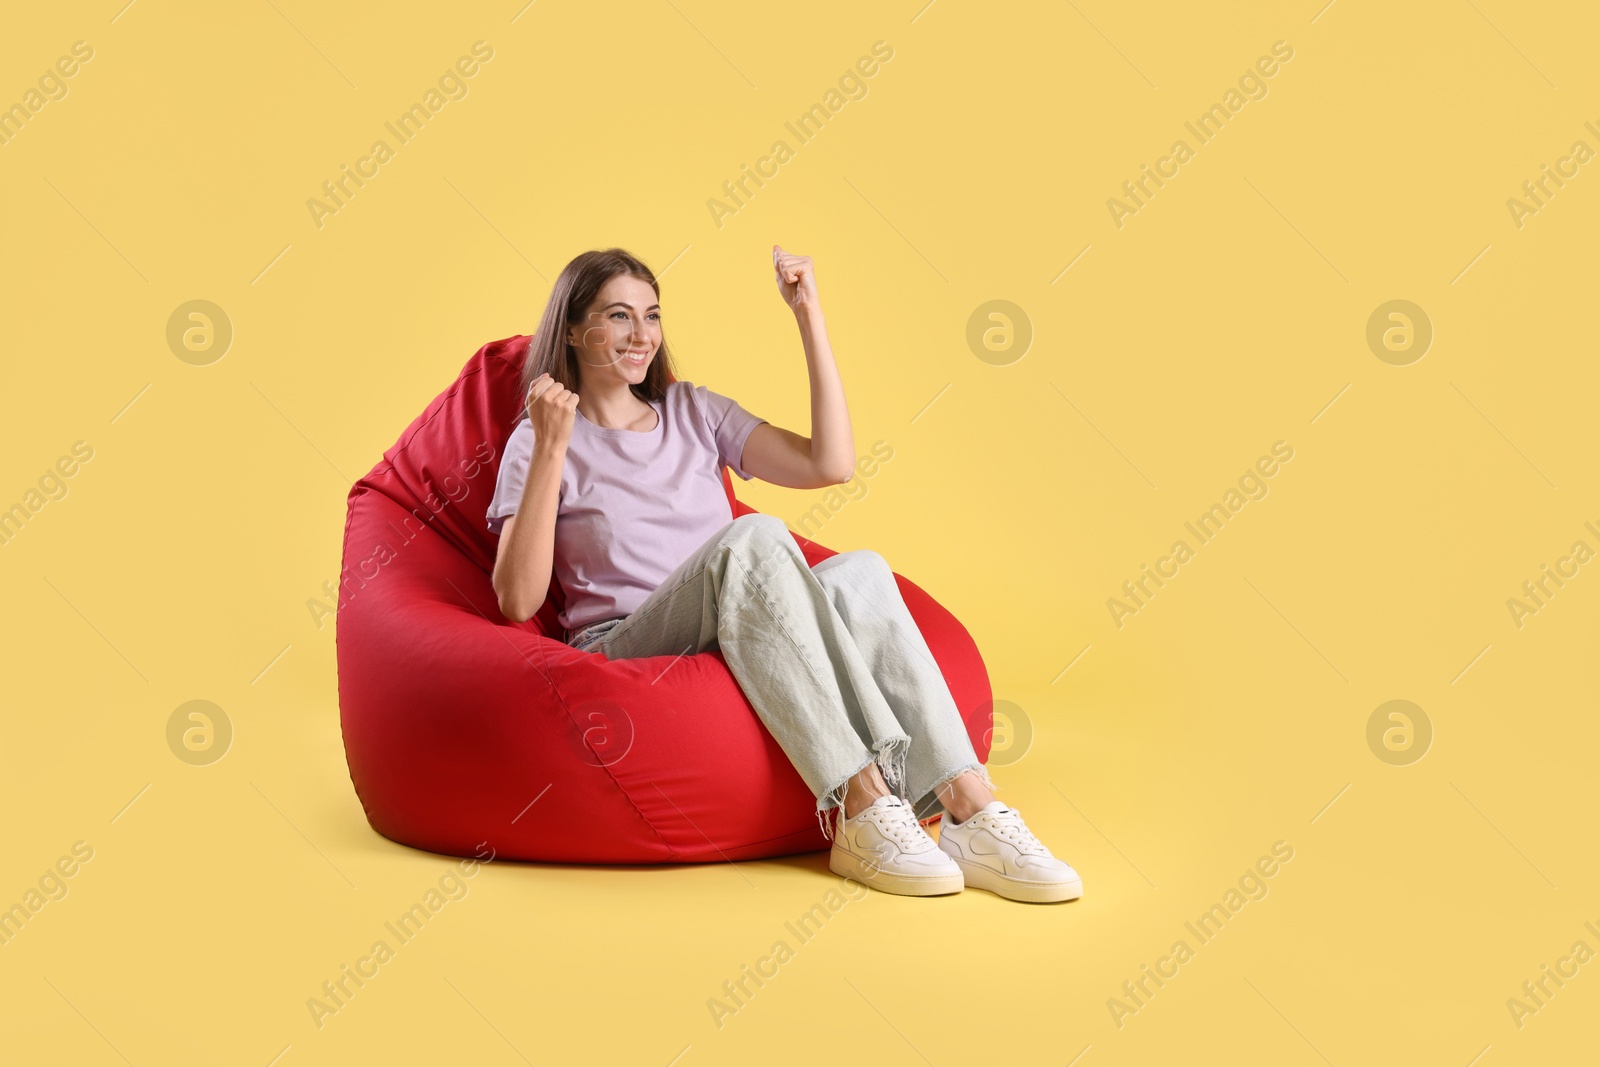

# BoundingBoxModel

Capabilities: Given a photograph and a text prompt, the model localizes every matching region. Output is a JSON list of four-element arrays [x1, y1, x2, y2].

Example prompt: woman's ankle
[[841, 760, 891, 819], [937, 770, 997, 824]]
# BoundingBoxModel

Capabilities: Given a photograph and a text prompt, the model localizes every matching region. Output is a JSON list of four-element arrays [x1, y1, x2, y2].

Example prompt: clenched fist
[[526, 372, 579, 453], [773, 245, 820, 313]]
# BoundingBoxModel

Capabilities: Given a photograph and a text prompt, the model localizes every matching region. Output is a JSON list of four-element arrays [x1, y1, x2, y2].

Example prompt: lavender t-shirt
[[486, 380, 767, 635]]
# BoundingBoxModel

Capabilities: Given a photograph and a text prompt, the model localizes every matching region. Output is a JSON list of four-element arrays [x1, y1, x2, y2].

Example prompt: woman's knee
[[722, 513, 796, 557], [818, 548, 895, 589], [718, 515, 805, 591]]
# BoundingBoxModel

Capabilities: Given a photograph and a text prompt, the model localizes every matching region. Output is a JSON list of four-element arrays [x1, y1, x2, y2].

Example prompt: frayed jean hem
[[815, 734, 912, 842]]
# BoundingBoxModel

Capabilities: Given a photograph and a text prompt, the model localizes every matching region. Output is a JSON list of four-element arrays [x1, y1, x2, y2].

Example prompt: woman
[[486, 247, 1081, 903]]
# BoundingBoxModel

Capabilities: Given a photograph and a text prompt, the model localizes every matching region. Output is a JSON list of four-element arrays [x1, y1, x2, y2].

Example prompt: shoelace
[[975, 807, 1050, 856], [863, 797, 931, 851]]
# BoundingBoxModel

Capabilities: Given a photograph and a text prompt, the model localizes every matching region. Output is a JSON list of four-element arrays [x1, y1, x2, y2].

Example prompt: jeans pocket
[[572, 618, 623, 653]]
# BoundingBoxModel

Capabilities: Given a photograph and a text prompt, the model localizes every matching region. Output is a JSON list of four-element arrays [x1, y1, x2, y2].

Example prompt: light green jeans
[[568, 513, 995, 839]]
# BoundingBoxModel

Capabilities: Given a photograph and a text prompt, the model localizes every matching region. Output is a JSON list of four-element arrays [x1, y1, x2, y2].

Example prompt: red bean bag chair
[[336, 333, 995, 864]]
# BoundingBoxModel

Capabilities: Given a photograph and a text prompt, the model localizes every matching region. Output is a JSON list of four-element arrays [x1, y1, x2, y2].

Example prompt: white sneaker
[[828, 795, 964, 896], [937, 801, 1083, 903]]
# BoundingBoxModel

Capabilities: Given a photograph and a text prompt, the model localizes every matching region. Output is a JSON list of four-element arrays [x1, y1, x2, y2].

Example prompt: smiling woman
[[476, 245, 1078, 902]]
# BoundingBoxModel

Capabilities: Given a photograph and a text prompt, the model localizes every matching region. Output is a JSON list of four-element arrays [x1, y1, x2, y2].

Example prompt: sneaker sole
[[829, 847, 964, 897], [949, 856, 1083, 903]]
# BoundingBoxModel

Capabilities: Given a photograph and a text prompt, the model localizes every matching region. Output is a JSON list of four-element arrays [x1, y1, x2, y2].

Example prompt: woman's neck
[[577, 380, 654, 430]]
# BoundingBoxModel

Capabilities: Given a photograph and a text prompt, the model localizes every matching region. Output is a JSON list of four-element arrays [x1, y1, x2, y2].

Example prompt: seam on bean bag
[[525, 620, 683, 862]]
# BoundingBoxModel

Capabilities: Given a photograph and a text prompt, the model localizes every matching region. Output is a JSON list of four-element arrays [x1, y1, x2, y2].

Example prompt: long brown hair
[[519, 248, 678, 409]]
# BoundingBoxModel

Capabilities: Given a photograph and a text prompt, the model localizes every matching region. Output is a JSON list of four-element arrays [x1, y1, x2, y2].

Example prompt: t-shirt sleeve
[[485, 418, 536, 535], [689, 383, 767, 481]]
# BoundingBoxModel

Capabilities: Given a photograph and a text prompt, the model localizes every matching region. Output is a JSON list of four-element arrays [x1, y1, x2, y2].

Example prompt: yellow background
[[3, 1, 1596, 1063]]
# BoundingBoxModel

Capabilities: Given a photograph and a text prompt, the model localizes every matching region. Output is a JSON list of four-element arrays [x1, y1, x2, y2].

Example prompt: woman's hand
[[526, 372, 578, 453], [773, 245, 820, 314]]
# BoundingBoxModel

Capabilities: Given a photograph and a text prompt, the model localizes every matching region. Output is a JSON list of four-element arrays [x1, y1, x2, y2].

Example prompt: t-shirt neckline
[[575, 397, 662, 438]]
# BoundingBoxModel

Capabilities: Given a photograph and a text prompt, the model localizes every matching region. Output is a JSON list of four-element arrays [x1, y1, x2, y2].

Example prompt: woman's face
[[567, 274, 660, 389]]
